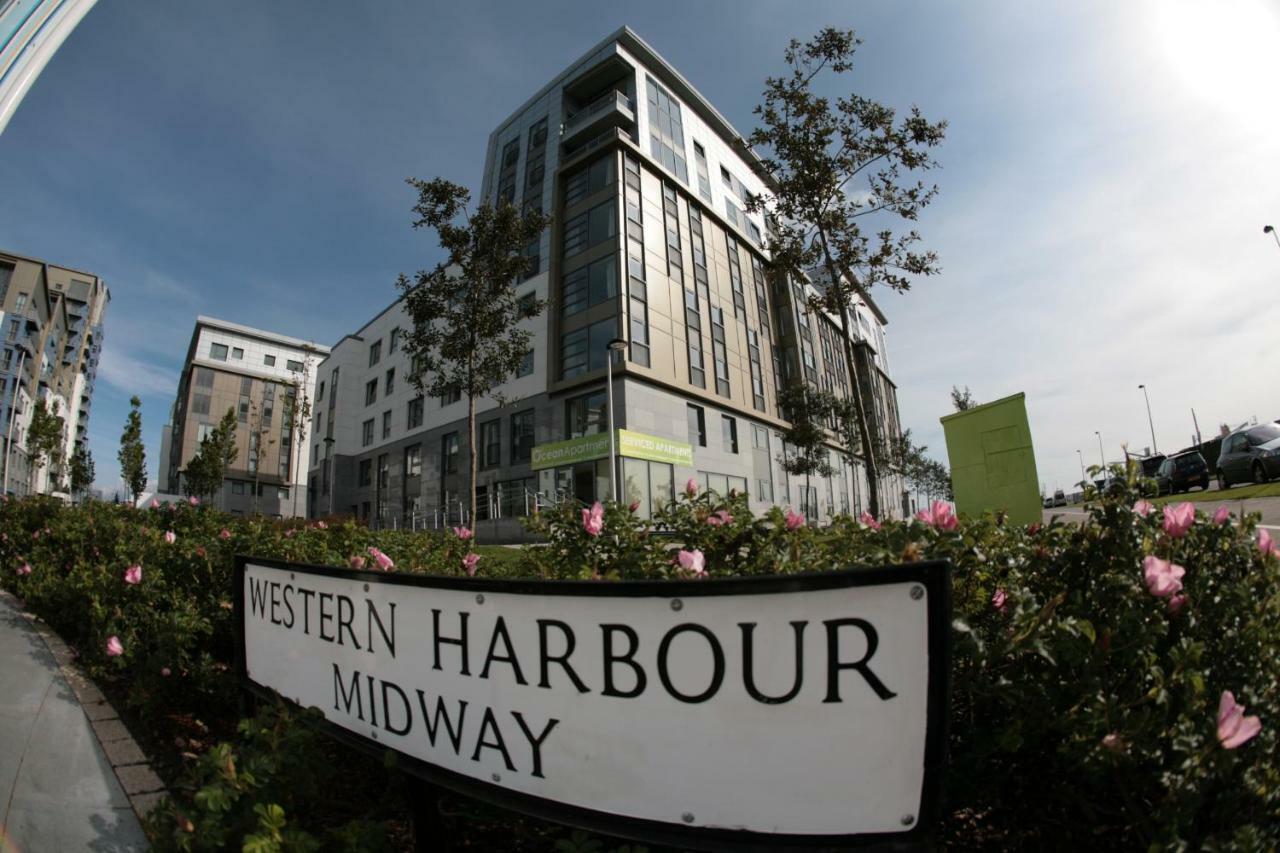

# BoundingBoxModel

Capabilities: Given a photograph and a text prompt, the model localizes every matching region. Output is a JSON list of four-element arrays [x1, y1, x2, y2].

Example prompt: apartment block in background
[[159, 316, 328, 517], [0, 249, 108, 496], [309, 27, 907, 534]]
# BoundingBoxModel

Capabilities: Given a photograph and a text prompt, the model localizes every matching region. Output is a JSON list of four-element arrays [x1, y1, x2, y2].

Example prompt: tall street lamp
[[1076, 449, 1087, 487], [1265, 225, 1280, 250], [605, 338, 627, 503], [1095, 430, 1106, 472], [1138, 384, 1158, 454]]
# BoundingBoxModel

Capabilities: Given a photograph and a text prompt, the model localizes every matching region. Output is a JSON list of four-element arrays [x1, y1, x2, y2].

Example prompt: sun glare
[[1152, 0, 1280, 133]]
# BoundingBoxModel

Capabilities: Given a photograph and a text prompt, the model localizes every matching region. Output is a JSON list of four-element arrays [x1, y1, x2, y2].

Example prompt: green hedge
[[2, 477, 1278, 850]]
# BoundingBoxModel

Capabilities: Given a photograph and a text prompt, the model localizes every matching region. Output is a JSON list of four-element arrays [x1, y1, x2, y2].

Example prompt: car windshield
[[1246, 424, 1280, 444], [1173, 455, 1201, 469]]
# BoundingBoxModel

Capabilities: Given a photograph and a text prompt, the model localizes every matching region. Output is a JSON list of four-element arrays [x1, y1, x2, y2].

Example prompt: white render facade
[[160, 316, 328, 517], [310, 27, 907, 536]]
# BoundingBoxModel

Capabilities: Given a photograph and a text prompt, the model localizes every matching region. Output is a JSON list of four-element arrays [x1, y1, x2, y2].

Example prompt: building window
[[510, 410, 534, 463], [194, 367, 214, 388], [565, 389, 607, 440], [646, 76, 688, 183], [562, 200, 616, 257], [560, 318, 616, 379], [210, 343, 228, 361], [687, 404, 706, 447], [263, 354, 276, 366], [385, 368, 395, 395], [725, 198, 741, 229], [497, 138, 519, 204], [368, 340, 381, 367], [287, 359, 303, 372], [564, 153, 615, 206], [382, 409, 392, 439], [232, 347, 244, 360], [688, 207, 710, 304], [365, 379, 378, 406], [561, 255, 617, 317], [405, 444, 422, 477], [722, 415, 739, 454], [684, 289, 705, 388], [441, 432, 459, 474], [389, 327, 400, 352], [441, 387, 461, 406], [191, 393, 211, 416], [359, 459, 372, 486], [692, 140, 713, 202], [517, 349, 534, 377], [748, 329, 766, 412], [232, 481, 245, 495], [711, 307, 730, 398], [317, 381, 325, 402], [377, 454, 389, 489], [362, 419, 374, 447], [481, 420, 501, 468], [622, 458, 675, 520], [727, 238, 746, 319], [407, 396, 424, 429]]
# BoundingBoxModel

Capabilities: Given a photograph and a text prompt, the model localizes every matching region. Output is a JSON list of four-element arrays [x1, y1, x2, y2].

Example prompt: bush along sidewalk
[[1, 471, 1278, 850]]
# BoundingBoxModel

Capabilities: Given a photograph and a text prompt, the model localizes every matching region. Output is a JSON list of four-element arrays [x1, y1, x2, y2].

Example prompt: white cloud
[[97, 348, 177, 398]]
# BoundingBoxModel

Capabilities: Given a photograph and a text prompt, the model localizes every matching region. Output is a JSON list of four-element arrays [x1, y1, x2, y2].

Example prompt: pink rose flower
[[1259, 529, 1279, 558], [916, 501, 957, 531], [1167, 593, 1187, 615], [160, 667, 171, 677], [676, 549, 706, 578], [1217, 690, 1262, 749], [17, 563, 32, 577], [1101, 733, 1124, 753], [367, 546, 394, 571], [123, 565, 141, 585], [284, 529, 295, 538], [1132, 500, 1155, 518], [628, 500, 640, 513], [188, 496, 199, 506], [705, 509, 734, 527], [859, 511, 881, 530], [991, 589, 1007, 612], [582, 501, 604, 537], [32, 530, 39, 540], [150, 499, 159, 509], [219, 528, 231, 540], [106, 636, 124, 657], [785, 510, 805, 531], [196, 547, 206, 558], [1212, 505, 1231, 526], [462, 552, 480, 576], [164, 531, 176, 544], [316, 520, 327, 529], [1142, 555, 1185, 598], [685, 478, 698, 498], [452, 526, 473, 541], [349, 555, 366, 570], [1162, 502, 1195, 538]]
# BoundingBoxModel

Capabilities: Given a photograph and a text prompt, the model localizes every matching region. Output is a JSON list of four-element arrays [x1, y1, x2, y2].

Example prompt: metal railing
[[564, 90, 632, 129]]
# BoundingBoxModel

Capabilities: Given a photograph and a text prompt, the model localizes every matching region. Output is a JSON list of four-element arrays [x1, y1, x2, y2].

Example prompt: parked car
[[1052, 489, 1066, 507], [1216, 423, 1280, 488], [1154, 451, 1210, 494]]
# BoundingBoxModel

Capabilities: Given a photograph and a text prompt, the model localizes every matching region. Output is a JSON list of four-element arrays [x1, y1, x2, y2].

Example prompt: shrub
[[2, 473, 1277, 849]]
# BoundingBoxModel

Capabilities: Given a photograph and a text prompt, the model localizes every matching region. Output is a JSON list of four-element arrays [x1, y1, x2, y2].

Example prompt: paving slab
[[0, 594, 149, 850]]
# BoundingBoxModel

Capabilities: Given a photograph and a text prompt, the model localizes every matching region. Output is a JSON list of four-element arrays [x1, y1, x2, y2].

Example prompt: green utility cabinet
[[940, 392, 1041, 525]]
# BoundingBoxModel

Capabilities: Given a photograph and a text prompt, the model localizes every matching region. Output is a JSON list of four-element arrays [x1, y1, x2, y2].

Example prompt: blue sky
[[3, 0, 1279, 499]]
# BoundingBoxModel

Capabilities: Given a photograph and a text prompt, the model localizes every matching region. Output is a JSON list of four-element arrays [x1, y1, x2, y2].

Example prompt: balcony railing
[[561, 91, 634, 147]]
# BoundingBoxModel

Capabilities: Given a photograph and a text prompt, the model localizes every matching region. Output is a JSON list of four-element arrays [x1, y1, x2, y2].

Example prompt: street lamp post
[[1265, 225, 1280, 250], [1076, 449, 1087, 488], [1138, 384, 1157, 454], [605, 338, 627, 503], [1095, 430, 1105, 472]]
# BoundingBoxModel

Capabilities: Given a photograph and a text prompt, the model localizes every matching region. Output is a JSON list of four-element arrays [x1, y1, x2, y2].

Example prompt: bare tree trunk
[[467, 392, 477, 531], [815, 228, 881, 518]]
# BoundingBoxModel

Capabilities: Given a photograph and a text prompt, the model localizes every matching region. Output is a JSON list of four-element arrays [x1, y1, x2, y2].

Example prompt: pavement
[[1044, 494, 1280, 530], [0, 593, 149, 852]]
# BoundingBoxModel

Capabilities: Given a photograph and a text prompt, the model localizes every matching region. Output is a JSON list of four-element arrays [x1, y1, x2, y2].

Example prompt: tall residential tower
[[309, 28, 905, 533]]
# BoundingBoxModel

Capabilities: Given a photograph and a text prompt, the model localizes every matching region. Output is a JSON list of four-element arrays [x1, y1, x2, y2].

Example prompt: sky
[[2, 0, 1279, 500]]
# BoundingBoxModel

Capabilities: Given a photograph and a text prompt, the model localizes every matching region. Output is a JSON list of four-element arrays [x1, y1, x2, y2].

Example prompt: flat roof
[[195, 315, 331, 353]]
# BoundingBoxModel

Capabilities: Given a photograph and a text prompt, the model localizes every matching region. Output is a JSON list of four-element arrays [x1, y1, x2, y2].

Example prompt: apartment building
[[309, 27, 907, 533], [158, 316, 327, 516], [0, 249, 108, 496]]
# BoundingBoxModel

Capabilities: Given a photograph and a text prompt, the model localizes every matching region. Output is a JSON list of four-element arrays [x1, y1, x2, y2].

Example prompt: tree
[[281, 356, 315, 517], [397, 178, 550, 529], [68, 444, 95, 498], [183, 408, 237, 502], [118, 395, 147, 505], [26, 398, 65, 494], [777, 385, 837, 518], [951, 385, 975, 412], [748, 28, 946, 519]]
